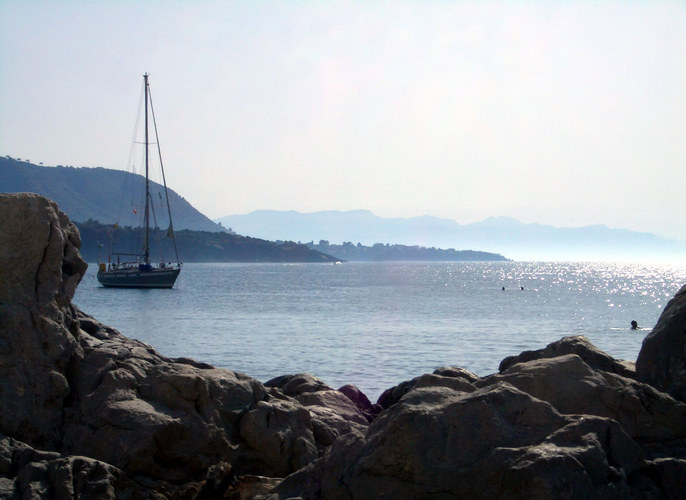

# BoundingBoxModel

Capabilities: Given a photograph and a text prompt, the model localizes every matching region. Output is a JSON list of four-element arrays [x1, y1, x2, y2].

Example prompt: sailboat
[[97, 73, 182, 288]]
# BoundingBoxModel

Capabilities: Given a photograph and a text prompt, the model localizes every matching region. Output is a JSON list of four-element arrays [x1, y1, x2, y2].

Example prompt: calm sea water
[[73, 261, 686, 401]]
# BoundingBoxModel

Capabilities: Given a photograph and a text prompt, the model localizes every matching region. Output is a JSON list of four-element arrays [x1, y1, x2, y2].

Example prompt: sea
[[73, 261, 686, 402]]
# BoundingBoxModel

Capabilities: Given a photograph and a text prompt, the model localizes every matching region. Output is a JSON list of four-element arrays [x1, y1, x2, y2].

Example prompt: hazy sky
[[2, 1, 685, 240]]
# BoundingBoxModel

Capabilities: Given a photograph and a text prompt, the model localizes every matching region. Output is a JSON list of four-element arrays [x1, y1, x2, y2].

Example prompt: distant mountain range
[[217, 210, 686, 261], [0, 156, 224, 232]]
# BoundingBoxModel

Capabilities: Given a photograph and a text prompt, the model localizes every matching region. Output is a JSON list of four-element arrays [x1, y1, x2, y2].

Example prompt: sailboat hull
[[97, 267, 180, 289]]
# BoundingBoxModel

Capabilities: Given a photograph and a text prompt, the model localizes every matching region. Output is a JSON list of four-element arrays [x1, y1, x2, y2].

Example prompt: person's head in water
[[631, 320, 638, 330]]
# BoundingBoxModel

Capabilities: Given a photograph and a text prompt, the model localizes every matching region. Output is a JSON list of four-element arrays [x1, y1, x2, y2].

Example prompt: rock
[[338, 384, 382, 422], [268, 384, 647, 499], [296, 391, 368, 427], [0, 431, 148, 499], [636, 284, 686, 403], [0, 193, 87, 314], [175, 461, 284, 500], [338, 384, 373, 409], [377, 371, 477, 409], [432, 365, 480, 383], [481, 354, 686, 453], [265, 373, 333, 396], [60, 314, 311, 481], [239, 399, 319, 476], [297, 391, 369, 450], [0, 194, 349, 496], [499, 335, 636, 378], [266, 374, 370, 449], [62, 312, 336, 484], [0, 193, 87, 450], [376, 378, 418, 409], [223, 475, 283, 500], [637, 458, 686, 500], [265, 334, 686, 499]]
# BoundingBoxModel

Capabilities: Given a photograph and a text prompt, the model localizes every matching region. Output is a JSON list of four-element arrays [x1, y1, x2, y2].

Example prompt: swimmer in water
[[631, 320, 639, 330]]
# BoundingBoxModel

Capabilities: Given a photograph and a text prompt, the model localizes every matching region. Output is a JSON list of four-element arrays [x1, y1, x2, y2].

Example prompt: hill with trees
[[75, 220, 338, 263], [1, 156, 224, 232], [1, 157, 337, 262]]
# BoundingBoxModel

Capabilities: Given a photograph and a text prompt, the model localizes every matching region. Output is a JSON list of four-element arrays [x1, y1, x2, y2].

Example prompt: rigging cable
[[117, 82, 145, 227], [148, 88, 181, 264]]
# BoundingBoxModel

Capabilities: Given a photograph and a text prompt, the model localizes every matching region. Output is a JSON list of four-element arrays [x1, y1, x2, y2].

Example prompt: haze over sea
[[74, 261, 686, 401]]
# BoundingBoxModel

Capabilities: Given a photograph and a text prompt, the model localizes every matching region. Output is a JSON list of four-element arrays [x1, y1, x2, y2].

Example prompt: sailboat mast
[[143, 73, 150, 264], [97, 74, 181, 289]]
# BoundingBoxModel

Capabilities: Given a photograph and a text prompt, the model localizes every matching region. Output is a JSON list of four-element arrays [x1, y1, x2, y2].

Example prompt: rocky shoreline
[[1, 193, 685, 499]]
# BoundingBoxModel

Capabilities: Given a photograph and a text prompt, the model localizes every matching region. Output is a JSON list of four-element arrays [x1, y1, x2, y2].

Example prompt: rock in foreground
[[636, 284, 686, 403], [0, 194, 365, 498], [268, 336, 686, 499]]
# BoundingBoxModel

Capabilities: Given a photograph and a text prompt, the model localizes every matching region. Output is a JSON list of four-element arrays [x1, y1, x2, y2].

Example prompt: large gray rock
[[0, 194, 349, 496], [269, 384, 648, 499], [265, 334, 686, 499], [265, 373, 333, 396], [499, 335, 635, 377], [0, 431, 145, 500], [62, 309, 318, 481], [265, 374, 370, 450], [636, 284, 686, 403], [0, 193, 87, 449], [376, 368, 478, 409], [337, 384, 382, 423], [482, 353, 686, 452]]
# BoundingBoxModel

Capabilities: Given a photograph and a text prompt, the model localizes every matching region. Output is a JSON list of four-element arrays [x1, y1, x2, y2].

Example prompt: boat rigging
[[97, 73, 182, 288]]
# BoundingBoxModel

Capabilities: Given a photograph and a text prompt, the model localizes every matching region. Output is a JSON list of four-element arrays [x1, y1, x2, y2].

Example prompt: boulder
[[265, 373, 333, 396], [0, 193, 87, 450], [0, 194, 349, 496], [338, 384, 382, 422], [499, 335, 635, 377], [481, 353, 686, 453], [239, 399, 319, 476], [432, 365, 481, 382], [61, 310, 313, 480], [266, 374, 370, 450], [377, 370, 477, 409], [0, 431, 146, 500], [264, 336, 686, 498], [636, 284, 686, 403], [268, 384, 647, 499]]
